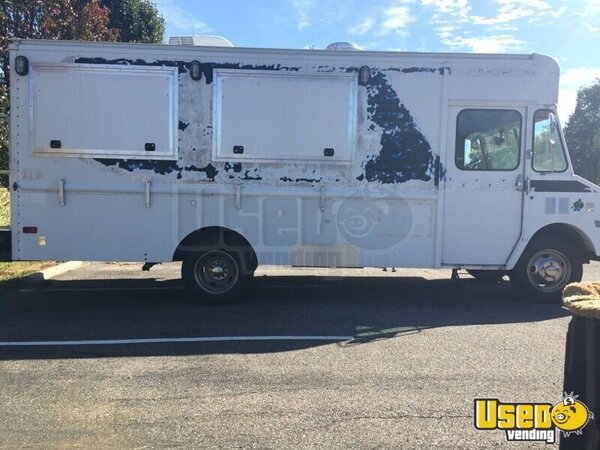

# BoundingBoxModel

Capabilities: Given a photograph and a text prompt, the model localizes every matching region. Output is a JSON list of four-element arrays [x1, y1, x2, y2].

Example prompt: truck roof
[[8, 38, 559, 73]]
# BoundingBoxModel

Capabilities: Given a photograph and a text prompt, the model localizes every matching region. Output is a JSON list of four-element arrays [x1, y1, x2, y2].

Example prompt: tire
[[510, 237, 583, 303], [182, 248, 247, 304], [466, 269, 505, 282]]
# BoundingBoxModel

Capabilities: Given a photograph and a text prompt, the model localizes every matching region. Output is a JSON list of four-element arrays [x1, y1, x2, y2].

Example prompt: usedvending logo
[[474, 393, 594, 444]]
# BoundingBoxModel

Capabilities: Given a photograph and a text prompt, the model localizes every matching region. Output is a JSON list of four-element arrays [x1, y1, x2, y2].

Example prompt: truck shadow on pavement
[[0, 275, 570, 360]]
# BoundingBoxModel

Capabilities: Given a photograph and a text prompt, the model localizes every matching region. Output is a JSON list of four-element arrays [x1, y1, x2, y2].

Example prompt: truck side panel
[[9, 41, 566, 269]]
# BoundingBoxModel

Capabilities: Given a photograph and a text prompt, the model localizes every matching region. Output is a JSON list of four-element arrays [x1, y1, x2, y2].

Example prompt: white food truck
[[4, 37, 600, 302]]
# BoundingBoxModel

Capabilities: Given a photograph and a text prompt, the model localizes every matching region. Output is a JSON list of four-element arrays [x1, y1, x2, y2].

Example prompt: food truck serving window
[[213, 69, 357, 163], [31, 63, 178, 160]]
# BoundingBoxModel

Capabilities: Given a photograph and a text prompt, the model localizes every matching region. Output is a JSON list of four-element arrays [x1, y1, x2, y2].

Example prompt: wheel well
[[172, 226, 258, 271], [529, 224, 594, 262]]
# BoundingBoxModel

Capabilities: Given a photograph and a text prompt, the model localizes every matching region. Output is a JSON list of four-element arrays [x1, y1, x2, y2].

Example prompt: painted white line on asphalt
[[0, 336, 354, 347]]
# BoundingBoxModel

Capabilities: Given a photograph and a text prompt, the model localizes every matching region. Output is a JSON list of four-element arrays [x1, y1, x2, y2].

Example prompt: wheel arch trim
[[172, 226, 258, 271], [506, 223, 595, 270]]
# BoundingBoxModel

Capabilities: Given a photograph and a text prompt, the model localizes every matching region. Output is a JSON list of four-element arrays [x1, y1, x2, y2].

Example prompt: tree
[[0, 0, 118, 87], [564, 80, 600, 184], [101, 0, 164, 44], [0, 0, 157, 187]]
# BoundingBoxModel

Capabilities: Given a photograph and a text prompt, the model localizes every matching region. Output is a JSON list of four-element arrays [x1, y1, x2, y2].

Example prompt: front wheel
[[510, 237, 583, 302], [182, 248, 246, 303]]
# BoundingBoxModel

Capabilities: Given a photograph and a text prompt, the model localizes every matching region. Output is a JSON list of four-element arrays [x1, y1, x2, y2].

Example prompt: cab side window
[[456, 109, 522, 171], [533, 109, 568, 172]]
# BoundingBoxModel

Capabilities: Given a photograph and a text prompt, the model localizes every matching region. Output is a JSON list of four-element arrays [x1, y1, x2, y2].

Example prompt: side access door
[[441, 106, 527, 266]]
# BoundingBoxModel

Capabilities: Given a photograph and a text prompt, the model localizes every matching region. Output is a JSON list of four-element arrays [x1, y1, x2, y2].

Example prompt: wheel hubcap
[[194, 251, 239, 295], [208, 262, 227, 280], [527, 249, 571, 292]]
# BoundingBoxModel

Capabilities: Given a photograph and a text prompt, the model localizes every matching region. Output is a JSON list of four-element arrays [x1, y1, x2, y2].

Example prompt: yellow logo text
[[475, 399, 555, 443], [474, 394, 594, 444]]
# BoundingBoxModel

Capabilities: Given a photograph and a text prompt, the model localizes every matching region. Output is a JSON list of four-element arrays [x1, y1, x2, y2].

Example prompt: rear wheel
[[466, 269, 505, 282], [182, 248, 246, 303], [510, 237, 583, 302]]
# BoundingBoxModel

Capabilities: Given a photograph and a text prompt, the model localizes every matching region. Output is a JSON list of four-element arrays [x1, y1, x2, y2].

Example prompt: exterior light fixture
[[189, 60, 202, 81], [15, 55, 29, 76], [358, 65, 370, 86]]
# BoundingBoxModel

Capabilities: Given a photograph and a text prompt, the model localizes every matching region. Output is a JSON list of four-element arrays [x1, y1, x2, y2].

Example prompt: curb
[[25, 261, 87, 282], [18, 261, 86, 284], [0, 261, 87, 293]]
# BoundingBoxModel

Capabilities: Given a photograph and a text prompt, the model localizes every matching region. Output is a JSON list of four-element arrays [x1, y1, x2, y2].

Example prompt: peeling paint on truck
[[76, 56, 438, 186], [360, 71, 433, 184]]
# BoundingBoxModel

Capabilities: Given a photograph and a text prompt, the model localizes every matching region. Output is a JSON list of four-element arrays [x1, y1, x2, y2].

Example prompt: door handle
[[515, 175, 530, 193], [515, 175, 524, 191]]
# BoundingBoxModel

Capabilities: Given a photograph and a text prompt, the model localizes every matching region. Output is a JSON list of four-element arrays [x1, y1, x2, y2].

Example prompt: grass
[[0, 188, 57, 281], [0, 188, 8, 227], [0, 261, 56, 282]]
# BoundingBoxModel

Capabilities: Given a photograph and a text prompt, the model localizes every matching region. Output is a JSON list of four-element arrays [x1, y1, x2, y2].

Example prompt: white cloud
[[289, 0, 349, 31], [351, 0, 469, 42], [154, 0, 212, 35], [443, 34, 526, 52], [472, 0, 550, 26], [420, 0, 469, 14], [380, 4, 415, 35], [433, 0, 557, 53], [436, 24, 459, 39], [290, 0, 314, 30], [548, 5, 567, 19], [559, 68, 600, 121], [414, 0, 471, 31], [348, 17, 376, 36], [572, 0, 600, 33]]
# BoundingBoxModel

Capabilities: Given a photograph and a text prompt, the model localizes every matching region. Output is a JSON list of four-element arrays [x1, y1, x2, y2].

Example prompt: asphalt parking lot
[[1, 262, 598, 449]]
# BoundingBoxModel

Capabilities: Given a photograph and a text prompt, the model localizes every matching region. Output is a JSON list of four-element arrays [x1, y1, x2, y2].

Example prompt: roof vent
[[326, 42, 362, 51], [168, 35, 233, 47]]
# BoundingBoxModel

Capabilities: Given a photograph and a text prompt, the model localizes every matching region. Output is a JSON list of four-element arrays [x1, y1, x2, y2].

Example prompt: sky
[[153, 0, 600, 121]]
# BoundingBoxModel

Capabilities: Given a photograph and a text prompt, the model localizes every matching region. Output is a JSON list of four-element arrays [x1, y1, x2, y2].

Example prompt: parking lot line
[[0, 335, 354, 347]]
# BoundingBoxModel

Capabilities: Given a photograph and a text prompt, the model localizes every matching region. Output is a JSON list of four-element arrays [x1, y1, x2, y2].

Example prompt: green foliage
[[0, 0, 120, 186], [0, 0, 165, 187], [0, 0, 119, 85], [564, 80, 600, 184], [102, 0, 164, 43], [0, 188, 9, 225]]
